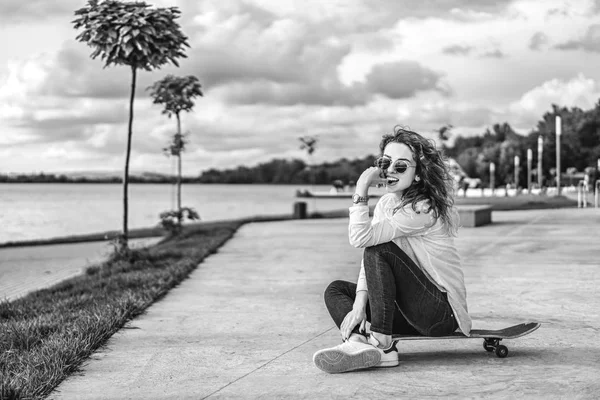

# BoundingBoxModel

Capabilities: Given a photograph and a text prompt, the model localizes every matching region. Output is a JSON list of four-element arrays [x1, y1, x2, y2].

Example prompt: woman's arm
[[354, 288, 368, 309], [349, 166, 433, 248], [349, 202, 434, 248], [355, 259, 368, 292]]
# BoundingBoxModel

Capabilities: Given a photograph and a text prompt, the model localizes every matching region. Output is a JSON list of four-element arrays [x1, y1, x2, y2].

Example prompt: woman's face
[[382, 142, 418, 197]]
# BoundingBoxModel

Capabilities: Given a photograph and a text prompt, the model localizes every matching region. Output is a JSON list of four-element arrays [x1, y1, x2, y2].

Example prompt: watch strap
[[352, 194, 369, 204]]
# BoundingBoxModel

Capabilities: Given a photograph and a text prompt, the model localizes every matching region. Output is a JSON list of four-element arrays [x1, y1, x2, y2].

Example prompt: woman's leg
[[324, 280, 380, 338], [324, 280, 367, 337], [316, 279, 402, 372], [363, 242, 458, 339], [324, 280, 355, 329], [324, 279, 420, 337]]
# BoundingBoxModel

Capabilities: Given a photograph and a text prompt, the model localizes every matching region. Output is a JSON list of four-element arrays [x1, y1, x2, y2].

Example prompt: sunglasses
[[375, 156, 416, 174]]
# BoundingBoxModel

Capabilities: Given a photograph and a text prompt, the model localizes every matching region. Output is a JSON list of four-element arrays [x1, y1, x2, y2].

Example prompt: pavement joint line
[[201, 326, 336, 399], [469, 211, 547, 258]]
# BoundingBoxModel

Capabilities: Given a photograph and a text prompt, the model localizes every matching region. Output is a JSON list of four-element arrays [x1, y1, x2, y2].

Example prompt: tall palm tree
[[147, 75, 203, 224], [73, 0, 189, 250]]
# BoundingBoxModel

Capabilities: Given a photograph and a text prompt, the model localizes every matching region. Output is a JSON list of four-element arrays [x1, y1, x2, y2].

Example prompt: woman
[[313, 126, 471, 374]]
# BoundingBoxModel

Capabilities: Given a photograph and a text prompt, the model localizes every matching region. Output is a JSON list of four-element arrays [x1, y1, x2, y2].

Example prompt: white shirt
[[348, 193, 472, 335]]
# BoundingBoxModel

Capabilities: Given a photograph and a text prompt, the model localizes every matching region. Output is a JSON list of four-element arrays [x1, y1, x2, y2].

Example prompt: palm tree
[[299, 135, 318, 184], [147, 75, 203, 224], [299, 135, 318, 156], [73, 0, 189, 250]]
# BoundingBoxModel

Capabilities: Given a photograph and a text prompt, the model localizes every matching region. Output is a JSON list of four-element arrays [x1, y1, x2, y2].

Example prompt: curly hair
[[379, 125, 457, 235]]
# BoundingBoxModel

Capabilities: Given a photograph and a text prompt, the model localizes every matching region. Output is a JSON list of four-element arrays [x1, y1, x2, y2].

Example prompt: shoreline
[[0, 209, 351, 249]]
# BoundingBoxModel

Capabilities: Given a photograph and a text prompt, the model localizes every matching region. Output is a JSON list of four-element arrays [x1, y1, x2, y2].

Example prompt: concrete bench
[[457, 205, 492, 227]]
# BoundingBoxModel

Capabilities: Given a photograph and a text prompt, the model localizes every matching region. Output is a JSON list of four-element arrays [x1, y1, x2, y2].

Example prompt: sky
[[1, 0, 600, 175]]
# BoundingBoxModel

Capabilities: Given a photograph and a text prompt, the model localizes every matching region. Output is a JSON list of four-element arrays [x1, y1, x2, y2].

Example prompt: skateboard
[[391, 322, 541, 358]]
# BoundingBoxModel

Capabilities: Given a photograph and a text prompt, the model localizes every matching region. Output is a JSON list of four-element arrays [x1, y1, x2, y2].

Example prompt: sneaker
[[313, 340, 381, 373], [368, 335, 399, 368]]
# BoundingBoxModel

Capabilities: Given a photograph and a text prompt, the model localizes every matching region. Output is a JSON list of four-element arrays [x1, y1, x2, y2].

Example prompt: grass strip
[[0, 220, 243, 400]]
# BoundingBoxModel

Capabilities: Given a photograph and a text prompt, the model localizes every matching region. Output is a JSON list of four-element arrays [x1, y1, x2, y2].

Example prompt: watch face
[[352, 194, 364, 203]]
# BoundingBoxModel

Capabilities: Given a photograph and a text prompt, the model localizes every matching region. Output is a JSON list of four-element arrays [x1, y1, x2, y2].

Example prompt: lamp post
[[527, 149, 532, 194], [490, 162, 495, 196], [514, 155, 520, 194], [556, 115, 562, 196], [537, 136, 543, 189]]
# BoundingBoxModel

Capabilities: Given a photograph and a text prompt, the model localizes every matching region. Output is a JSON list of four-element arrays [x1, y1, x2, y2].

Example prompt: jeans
[[324, 242, 458, 337]]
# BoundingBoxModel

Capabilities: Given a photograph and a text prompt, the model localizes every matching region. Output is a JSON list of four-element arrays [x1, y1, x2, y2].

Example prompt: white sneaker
[[313, 340, 381, 374], [368, 335, 399, 368]]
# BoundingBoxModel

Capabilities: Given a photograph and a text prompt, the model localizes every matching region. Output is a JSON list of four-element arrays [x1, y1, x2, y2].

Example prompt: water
[[0, 183, 356, 243]]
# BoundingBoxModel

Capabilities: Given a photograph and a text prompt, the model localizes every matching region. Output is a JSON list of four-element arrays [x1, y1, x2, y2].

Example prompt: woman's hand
[[340, 306, 367, 341], [356, 167, 386, 193]]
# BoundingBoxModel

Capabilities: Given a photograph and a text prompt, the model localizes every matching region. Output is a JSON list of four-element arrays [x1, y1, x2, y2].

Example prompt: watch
[[352, 193, 369, 204]]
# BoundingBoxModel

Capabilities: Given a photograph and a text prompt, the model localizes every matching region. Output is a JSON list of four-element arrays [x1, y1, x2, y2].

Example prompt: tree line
[[443, 102, 600, 187]]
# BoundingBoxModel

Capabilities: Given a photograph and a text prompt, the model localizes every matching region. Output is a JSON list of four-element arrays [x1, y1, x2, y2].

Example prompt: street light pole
[[537, 136, 543, 189], [490, 162, 495, 196], [556, 115, 562, 196], [527, 149, 532, 194], [514, 155, 520, 194]]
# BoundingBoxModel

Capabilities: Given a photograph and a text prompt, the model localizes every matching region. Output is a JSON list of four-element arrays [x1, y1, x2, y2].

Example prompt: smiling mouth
[[386, 177, 399, 186]]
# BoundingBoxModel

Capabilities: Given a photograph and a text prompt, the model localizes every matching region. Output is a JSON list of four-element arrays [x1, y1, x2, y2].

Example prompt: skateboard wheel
[[495, 345, 508, 358], [483, 341, 494, 352]]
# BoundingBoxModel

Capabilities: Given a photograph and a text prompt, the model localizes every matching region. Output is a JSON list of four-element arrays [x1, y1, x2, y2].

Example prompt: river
[[0, 183, 356, 243]]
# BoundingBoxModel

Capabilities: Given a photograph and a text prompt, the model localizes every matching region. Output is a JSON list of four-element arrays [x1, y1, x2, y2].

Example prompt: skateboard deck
[[391, 322, 541, 358]]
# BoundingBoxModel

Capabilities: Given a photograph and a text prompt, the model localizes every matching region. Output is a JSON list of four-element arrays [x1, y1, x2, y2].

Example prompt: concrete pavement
[[50, 208, 600, 399], [0, 238, 162, 302]]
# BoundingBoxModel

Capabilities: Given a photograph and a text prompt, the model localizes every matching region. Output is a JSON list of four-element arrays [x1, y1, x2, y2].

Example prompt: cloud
[[0, 41, 163, 103], [554, 24, 600, 52], [215, 80, 366, 106], [4, 0, 458, 171], [235, 0, 516, 30], [16, 101, 128, 135], [3, 0, 513, 109], [162, 102, 397, 166], [0, 50, 140, 146], [364, 61, 449, 99], [184, 7, 317, 87], [4, 0, 598, 174], [187, 23, 355, 96], [215, 60, 449, 106], [529, 32, 549, 51], [371, 0, 515, 22], [480, 49, 506, 58], [408, 100, 497, 130], [546, 7, 570, 17], [23, 2, 351, 107], [38, 43, 134, 99], [442, 45, 474, 56], [509, 74, 600, 127], [179, 2, 450, 105], [353, 34, 396, 52], [0, 0, 81, 23], [448, 8, 497, 22]]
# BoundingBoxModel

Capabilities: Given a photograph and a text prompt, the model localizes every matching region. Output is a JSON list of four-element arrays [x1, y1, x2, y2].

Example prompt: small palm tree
[[73, 0, 189, 250], [147, 75, 203, 225], [299, 135, 318, 156], [299, 135, 318, 184]]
